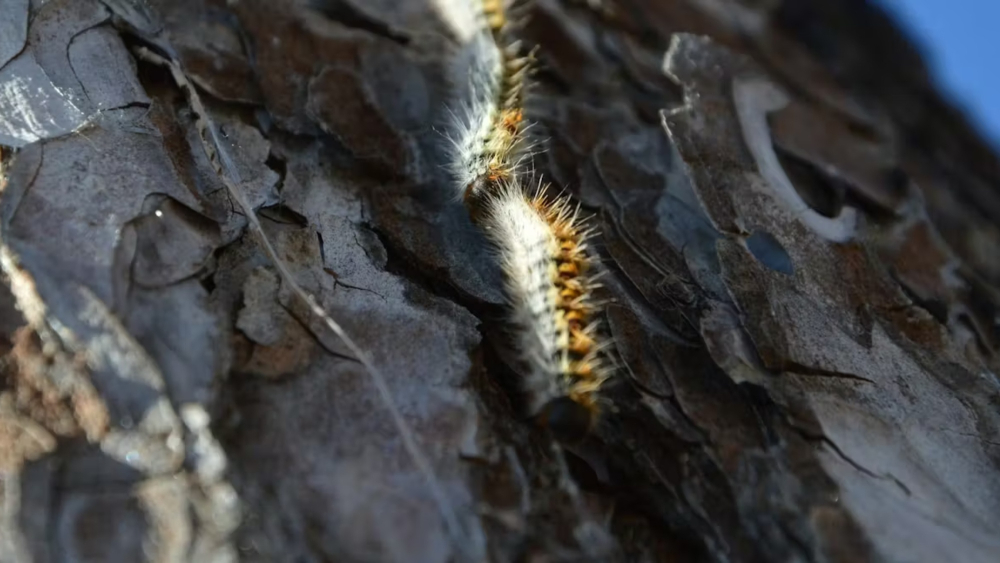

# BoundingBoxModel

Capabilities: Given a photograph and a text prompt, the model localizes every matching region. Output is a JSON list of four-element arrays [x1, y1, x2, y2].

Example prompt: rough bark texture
[[1, 0, 999, 562]]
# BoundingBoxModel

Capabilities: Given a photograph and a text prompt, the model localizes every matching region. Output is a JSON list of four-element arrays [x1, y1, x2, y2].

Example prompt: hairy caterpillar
[[446, 0, 609, 441], [483, 183, 608, 441], [447, 0, 534, 212]]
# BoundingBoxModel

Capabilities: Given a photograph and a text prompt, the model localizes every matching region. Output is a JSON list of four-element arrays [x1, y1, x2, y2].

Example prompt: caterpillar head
[[463, 176, 489, 210], [537, 396, 597, 444]]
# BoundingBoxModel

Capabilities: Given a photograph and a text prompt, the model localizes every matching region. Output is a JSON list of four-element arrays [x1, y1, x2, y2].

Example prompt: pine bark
[[1, 0, 998, 562]]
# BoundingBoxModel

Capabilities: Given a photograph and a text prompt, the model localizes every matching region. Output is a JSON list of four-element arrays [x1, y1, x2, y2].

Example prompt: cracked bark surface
[[1, 0, 999, 562]]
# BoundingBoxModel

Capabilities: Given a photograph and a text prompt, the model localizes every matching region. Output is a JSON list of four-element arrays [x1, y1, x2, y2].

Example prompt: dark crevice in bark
[[306, 0, 410, 45], [784, 364, 877, 385]]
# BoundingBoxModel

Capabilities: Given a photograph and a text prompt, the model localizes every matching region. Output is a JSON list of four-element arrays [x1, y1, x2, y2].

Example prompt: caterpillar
[[447, 0, 533, 212], [446, 0, 610, 442], [483, 182, 608, 442]]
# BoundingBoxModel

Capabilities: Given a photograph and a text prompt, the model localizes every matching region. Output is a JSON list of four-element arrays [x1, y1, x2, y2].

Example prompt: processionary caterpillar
[[446, 0, 610, 442]]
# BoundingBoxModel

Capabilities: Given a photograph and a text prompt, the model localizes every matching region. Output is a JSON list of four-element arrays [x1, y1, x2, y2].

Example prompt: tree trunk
[[1, 0, 998, 562]]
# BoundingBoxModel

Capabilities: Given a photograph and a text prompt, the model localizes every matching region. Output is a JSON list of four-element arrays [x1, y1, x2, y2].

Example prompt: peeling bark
[[1, 0, 998, 562]]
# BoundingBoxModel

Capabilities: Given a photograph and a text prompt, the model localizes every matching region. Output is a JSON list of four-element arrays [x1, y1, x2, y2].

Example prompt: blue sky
[[878, 1, 1000, 149]]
